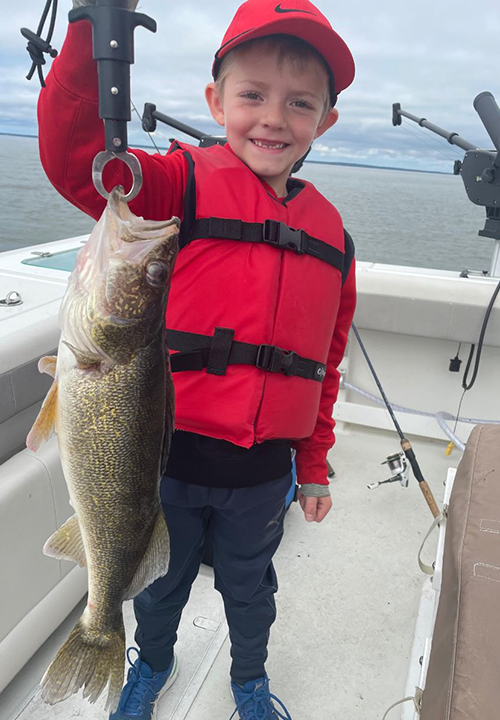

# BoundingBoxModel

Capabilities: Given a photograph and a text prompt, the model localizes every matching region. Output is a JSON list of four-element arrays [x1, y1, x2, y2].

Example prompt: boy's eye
[[292, 100, 314, 110], [241, 91, 262, 101]]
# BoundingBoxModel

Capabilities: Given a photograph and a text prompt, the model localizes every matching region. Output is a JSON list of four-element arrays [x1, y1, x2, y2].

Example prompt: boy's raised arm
[[38, 7, 187, 222]]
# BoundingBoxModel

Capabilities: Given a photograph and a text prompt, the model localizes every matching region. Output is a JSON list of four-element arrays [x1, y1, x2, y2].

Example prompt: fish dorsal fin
[[123, 510, 170, 600], [39, 355, 57, 378], [26, 378, 58, 451], [62, 341, 102, 369], [43, 514, 87, 567]]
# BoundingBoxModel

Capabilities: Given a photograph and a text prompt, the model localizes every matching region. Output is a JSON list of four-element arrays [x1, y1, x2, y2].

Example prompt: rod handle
[[419, 480, 441, 519]]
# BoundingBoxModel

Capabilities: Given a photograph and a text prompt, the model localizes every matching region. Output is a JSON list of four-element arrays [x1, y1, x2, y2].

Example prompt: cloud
[[2, 0, 499, 171]]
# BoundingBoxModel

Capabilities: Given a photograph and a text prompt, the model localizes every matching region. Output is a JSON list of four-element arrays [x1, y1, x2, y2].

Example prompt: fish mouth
[[108, 187, 180, 255]]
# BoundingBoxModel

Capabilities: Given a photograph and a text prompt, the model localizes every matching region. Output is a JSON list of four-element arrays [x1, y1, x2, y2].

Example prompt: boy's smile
[[206, 44, 338, 197]]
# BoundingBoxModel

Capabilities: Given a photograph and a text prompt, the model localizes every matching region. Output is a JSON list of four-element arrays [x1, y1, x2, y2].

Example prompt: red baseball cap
[[212, 0, 355, 97]]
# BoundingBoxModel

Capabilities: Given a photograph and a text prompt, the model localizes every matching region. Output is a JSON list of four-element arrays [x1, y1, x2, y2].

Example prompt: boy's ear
[[205, 83, 225, 127], [315, 108, 339, 139]]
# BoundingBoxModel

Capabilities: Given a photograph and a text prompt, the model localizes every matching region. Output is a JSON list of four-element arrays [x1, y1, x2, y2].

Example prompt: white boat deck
[[0, 423, 456, 720]]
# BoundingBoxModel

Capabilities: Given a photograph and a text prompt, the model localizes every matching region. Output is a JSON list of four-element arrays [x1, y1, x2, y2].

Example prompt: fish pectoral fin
[[43, 514, 87, 567], [38, 355, 57, 378], [26, 378, 58, 452], [62, 341, 102, 370], [123, 511, 170, 600]]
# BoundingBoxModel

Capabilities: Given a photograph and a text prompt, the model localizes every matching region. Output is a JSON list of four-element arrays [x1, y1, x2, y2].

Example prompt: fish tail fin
[[40, 613, 125, 713]]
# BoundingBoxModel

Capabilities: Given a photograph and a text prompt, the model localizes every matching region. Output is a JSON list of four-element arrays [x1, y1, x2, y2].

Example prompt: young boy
[[38, 0, 356, 718]]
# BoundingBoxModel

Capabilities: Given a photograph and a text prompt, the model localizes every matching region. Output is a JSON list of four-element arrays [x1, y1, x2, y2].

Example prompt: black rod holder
[[392, 102, 477, 153], [393, 97, 500, 254], [474, 92, 500, 156], [142, 103, 207, 141], [69, 0, 156, 153]]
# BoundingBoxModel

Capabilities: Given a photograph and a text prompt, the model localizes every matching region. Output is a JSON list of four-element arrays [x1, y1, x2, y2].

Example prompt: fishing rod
[[351, 324, 440, 519]]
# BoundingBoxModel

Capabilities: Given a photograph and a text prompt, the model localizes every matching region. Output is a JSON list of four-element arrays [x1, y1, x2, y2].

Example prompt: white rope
[[381, 687, 423, 719], [343, 381, 500, 425], [342, 381, 500, 452]]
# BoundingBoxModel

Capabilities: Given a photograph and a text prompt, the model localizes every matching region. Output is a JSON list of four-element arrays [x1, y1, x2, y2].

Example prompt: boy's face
[[206, 44, 339, 196]]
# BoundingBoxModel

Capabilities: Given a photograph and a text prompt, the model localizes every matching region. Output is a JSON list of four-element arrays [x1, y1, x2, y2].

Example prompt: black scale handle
[[69, 0, 156, 153]]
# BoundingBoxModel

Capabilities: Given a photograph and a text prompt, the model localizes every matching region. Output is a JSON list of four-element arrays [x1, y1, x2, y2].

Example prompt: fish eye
[[146, 260, 168, 288]]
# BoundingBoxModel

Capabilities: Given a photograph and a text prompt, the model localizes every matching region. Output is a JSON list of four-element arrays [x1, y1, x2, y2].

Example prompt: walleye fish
[[27, 187, 179, 712]]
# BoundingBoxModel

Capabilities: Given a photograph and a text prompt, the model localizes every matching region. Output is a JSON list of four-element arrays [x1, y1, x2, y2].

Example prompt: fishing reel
[[367, 452, 409, 490]]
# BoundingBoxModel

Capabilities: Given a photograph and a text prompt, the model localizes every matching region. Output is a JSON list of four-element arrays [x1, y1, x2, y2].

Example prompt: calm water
[[0, 134, 492, 273]]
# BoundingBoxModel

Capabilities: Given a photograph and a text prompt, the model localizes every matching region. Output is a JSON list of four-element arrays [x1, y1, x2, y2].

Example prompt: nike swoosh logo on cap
[[275, 3, 315, 14]]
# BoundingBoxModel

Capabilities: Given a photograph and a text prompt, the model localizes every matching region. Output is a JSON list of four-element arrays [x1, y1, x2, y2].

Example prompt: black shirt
[[165, 430, 292, 489]]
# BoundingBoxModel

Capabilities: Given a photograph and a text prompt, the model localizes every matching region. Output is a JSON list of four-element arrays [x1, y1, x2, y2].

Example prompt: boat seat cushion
[[420, 424, 500, 719], [0, 437, 74, 646], [0, 351, 56, 465]]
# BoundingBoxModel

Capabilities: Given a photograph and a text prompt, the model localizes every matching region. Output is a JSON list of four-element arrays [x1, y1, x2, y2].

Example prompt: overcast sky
[[1, 0, 499, 172]]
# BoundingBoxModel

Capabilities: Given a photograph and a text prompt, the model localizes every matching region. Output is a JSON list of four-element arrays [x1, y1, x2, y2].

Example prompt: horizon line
[[0, 131, 451, 175]]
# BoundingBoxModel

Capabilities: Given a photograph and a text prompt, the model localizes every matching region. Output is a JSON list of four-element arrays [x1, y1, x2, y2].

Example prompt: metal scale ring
[[92, 149, 143, 202]]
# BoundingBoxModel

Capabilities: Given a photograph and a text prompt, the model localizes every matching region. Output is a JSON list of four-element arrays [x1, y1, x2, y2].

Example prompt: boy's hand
[[298, 491, 332, 523]]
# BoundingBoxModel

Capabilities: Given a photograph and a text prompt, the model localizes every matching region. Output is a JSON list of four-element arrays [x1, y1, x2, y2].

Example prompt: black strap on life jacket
[[167, 328, 327, 382], [187, 217, 345, 274], [342, 229, 354, 286]]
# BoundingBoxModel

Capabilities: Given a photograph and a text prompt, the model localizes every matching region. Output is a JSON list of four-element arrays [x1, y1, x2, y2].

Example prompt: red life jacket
[[165, 142, 350, 448]]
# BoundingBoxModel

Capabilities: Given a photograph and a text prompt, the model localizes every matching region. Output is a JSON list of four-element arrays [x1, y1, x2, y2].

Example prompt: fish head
[[61, 187, 179, 368]]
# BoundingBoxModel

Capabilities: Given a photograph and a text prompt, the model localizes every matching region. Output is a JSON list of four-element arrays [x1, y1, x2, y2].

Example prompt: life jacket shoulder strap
[[342, 229, 355, 286], [168, 141, 197, 250]]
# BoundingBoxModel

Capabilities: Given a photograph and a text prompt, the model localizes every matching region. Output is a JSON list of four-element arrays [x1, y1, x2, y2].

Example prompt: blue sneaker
[[230, 675, 292, 719], [109, 647, 179, 720]]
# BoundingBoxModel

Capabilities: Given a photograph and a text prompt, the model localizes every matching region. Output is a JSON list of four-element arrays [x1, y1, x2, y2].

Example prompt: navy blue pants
[[133, 472, 292, 684]]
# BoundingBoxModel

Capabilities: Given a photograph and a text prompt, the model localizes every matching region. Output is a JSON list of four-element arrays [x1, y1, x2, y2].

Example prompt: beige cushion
[[421, 425, 500, 719]]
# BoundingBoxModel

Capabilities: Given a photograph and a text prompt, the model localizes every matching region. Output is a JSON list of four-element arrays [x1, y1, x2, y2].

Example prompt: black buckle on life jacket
[[262, 220, 305, 254], [256, 344, 298, 376]]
